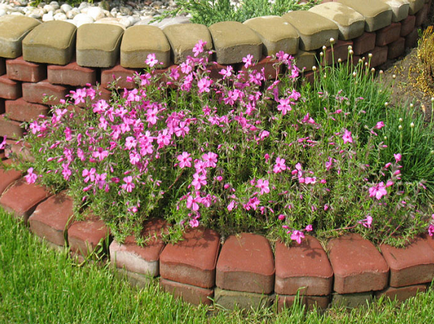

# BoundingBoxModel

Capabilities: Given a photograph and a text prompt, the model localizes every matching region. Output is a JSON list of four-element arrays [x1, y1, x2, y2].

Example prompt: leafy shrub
[[16, 42, 434, 246]]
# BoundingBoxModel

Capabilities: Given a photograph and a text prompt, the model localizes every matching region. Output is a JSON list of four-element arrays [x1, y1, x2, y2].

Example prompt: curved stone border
[[0, 173, 433, 310], [0, 0, 433, 311]]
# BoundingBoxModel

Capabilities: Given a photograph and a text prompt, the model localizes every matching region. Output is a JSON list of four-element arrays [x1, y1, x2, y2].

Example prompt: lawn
[[0, 207, 433, 323]]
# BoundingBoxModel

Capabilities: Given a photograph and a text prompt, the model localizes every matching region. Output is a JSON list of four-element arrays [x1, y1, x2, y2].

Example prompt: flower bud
[[410, 122, 414, 128], [384, 102, 388, 107], [398, 125, 402, 130], [399, 117, 403, 122], [330, 37, 335, 44], [368, 53, 372, 58]]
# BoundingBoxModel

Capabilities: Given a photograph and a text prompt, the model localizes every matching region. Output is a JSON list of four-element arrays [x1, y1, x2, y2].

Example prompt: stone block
[[216, 233, 274, 294], [0, 58, 4, 76], [0, 178, 51, 222], [380, 237, 434, 287], [400, 15, 416, 36], [23, 21, 76, 65], [209, 21, 262, 64], [405, 28, 419, 48], [295, 50, 317, 72], [366, 46, 388, 67], [121, 25, 171, 68], [415, 3, 430, 26], [160, 228, 220, 289], [275, 236, 333, 296], [5, 98, 49, 122], [0, 15, 41, 59], [76, 24, 124, 68], [328, 233, 389, 294], [376, 22, 402, 46], [376, 284, 427, 302], [68, 217, 110, 257], [243, 16, 299, 56], [332, 291, 373, 308], [22, 80, 69, 105], [0, 75, 21, 100], [47, 61, 97, 87], [100, 64, 138, 90], [353, 32, 377, 55], [277, 295, 330, 312], [379, 0, 410, 22], [109, 218, 167, 277], [0, 114, 23, 139], [163, 23, 213, 64], [387, 37, 406, 59], [322, 40, 353, 65], [28, 191, 74, 246], [309, 2, 365, 40], [408, 0, 425, 14], [282, 11, 339, 51], [0, 99, 3, 114], [4, 139, 33, 162], [0, 159, 22, 195], [214, 287, 273, 310], [239, 56, 280, 80], [160, 278, 214, 306], [337, 0, 392, 32], [115, 268, 153, 289], [6, 56, 46, 83]]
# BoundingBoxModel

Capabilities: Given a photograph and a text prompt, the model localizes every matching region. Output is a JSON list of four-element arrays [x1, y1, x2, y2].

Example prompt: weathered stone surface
[[380, 237, 434, 287], [76, 23, 124, 68], [0, 15, 41, 59], [401, 15, 416, 36], [6, 56, 46, 82], [0, 159, 22, 195], [209, 21, 262, 64], [277, 295, 330, 312], [376, 22, 402, 46], [121, 25, 171, 68], [0, 75, 21, 100], [115, 268, 153, 288], [0, 114, 23, 139], [328, 233, 389, 294], [337, 0, 392, 32], [47, 61, 96, 87], [294, 50, 317, 72], [243, 16, 299, 55], [163, 23, 213, 64], [160, 278, 214, 306], [0, 178, 51, 222], [309, 2, 365, 40], [28, 191, 74, 246], [275, 236, 333, 296], [160, 228, 220, 288], [23, 21, 76, 65], [22, 80, 69, 105], [408, 0, 425, 14], [68, 217, 110, 257], [110, 218, 167, 277], [332, 291, 373, 308], [100, 64, 137, 90], [5, 98, 49, 122], [214, 287, 273, 310], [282, 11, 339, 51], [376, 284, 427, 302], [216, 233, 274, 294], [379, 0, 410, 22]]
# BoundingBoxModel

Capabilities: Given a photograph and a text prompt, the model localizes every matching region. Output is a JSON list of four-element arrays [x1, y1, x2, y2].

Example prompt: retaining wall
[[0, 0, 434, 311]]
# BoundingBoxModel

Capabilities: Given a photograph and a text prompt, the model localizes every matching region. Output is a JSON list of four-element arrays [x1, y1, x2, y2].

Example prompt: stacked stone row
[[0, 0, 432, 159], [0, 170, 434, 310]]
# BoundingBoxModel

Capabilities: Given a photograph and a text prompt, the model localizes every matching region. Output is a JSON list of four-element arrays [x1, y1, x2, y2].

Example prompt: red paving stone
[[22, 80, 69, 105], [5, 98, 49, 122], [28, 191, 74, 246], [160, 227, 220, 289], [216, 233, 275, 294], [376, 22, 402, 46], [321, 40, 353, 65], [352, 32, 376, 55], [0, 178, 51, 221], [328, 233, 389, 294], [100, 64, 138, 90], [110, 218, 167, 276], [400, 15, 416, 37], [68, 217, 110, 257], [47, 61, 97, 87], [0, 75, 21, 99], [277, 295, 330, 312], [275, 235, 333, 296], [376, 284, 427, 302], [387, 37, 406, 59], [0, 114, 23, 139], [6, 56, 46, 82], [160, 278, 214, 306], [380, 237, 434, 287], [0, 159, 22, 195]]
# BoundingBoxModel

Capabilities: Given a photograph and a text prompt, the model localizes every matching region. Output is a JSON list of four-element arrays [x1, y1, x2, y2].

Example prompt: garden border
[[1, 0, 434, 311]]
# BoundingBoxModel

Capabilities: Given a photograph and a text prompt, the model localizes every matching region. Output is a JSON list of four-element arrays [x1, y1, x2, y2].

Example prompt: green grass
[[0, 207, 433, 323]]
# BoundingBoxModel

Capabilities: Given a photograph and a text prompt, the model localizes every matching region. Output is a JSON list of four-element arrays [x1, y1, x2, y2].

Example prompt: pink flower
[[197, 77, 212, 93], [82, 168, 96, 183], [375, 121, 385, 129], [242, 54, 254, 68], [256, 179, 270, 195], [177, 152, 192, 168], [278, 214, 286, 221], [358, 216, 373, 228], [219, 65, 233, 79], [25, 167, 38, 184], [202, 152, 218, 168], [192, 39, 206, 57], [273, 157, 287, 173], [121, 176, 135, 192], [145, 53, 158, 67], [227, 200, 236, 211], [277, 98, 292, 116], [186, 195, 199, 211], [342, 129, 353, 144], [290, 230, 305, 244], [429, 224, 434, 237], [394, 153, 402, 163], [305, 224, 313, 232], [369, 182, 387, 200]]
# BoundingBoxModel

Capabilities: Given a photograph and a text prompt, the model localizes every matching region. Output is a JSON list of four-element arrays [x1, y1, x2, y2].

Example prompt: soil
[[379, 13, 434, 122]]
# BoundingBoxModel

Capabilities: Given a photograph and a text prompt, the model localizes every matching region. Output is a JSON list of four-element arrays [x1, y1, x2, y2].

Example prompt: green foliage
[[155, 0, 319, 26]]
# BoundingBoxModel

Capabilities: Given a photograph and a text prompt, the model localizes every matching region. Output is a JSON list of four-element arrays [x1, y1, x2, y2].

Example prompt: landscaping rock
[[68, 217, 110, 257], [22, 80, 69, 105], [47, 61, 96, 87], [376, 284, 427, 302], [332, 291, 373, 308], [0, 159, 22, 195], [379, 0, 410, 22], [277, 294, 330, 312], [214, 287, 273, 310], [100, 64, 138, 89], [160, 278, 214, 306], [0, 75, 21, 99], [408, 0, 424, 14], [5, 98, 49, 122], [0, 15, 40, 58], [6, 56, 46, 82]]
